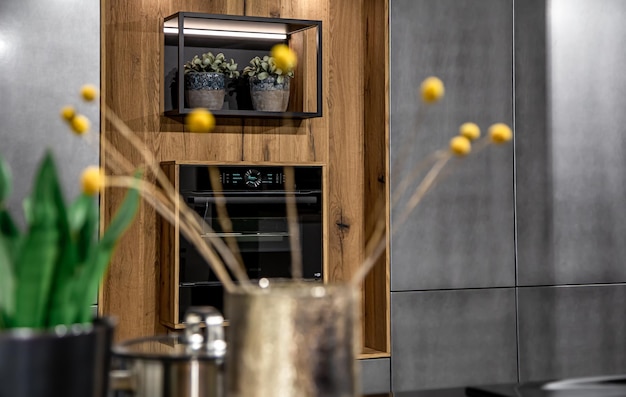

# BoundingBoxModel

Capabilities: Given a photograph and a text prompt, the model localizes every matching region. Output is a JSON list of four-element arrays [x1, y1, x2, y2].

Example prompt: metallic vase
[[225, 280, 360, 397]]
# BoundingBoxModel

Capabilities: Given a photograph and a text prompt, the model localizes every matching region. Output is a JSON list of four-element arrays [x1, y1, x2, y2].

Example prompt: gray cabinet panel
[[390, 0, 515, 292], [360, 358, 391, 395], [391, 289, 517, 391], [516, 0, 626, 285], [518, 285, 626, 381], [514, 0, 552, 286]]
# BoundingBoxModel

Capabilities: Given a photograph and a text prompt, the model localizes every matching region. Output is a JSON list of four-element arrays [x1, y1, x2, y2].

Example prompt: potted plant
[[0, 88, 140, 396], [242, 55, 294, 112], [184, 51, 239, 110]]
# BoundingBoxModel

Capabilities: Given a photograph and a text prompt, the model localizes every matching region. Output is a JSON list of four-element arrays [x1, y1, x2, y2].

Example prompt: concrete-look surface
[[389, 0, 515, 292], [0, 0, 99, 223], [518, 285, 626, 382], [391, 289, 517, 391]]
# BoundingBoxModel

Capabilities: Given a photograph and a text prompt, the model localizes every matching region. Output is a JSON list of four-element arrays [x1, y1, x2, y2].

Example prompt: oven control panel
[[220, 167, 286, 189], [179, 165, 322, 192]]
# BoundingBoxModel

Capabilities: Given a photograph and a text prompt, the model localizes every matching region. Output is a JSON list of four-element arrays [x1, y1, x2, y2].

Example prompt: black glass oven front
[[177, 165, 322, 321]]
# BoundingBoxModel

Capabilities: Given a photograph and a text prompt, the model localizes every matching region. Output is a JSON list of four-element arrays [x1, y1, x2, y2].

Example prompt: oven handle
[[191, 196, 318, 205]]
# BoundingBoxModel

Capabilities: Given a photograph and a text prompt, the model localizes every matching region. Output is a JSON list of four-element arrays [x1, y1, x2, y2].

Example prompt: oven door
[[178, 191, 322, 319]]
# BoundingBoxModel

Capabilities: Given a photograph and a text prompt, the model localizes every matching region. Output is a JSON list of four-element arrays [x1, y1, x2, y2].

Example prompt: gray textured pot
[[249, 75, 291, 112], [185, 72, 226, 110]]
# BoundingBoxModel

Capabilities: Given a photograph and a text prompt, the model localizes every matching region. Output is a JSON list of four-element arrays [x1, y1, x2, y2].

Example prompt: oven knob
[[244, 169, 262, 188]]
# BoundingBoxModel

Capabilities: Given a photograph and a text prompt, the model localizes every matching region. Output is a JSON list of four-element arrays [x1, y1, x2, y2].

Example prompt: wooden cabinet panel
[[101, 0, 389, 356]]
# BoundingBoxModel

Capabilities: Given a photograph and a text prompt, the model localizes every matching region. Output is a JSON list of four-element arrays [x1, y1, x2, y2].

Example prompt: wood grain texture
[[326, 0, 364, 283], [362, 0, 390, 354], [101, 0, 389, 355], [101, 0, 245, 342]]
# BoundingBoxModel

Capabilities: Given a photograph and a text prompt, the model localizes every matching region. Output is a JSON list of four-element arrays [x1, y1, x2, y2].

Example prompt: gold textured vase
[[225, 279, 360, 397]]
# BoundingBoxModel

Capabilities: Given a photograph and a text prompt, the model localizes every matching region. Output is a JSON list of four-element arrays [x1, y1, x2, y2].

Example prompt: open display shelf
[[163, 12, 322, 119]]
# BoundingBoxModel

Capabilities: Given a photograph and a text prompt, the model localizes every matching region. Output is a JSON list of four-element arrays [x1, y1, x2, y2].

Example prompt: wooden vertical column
[[362, 0, 390, 355]]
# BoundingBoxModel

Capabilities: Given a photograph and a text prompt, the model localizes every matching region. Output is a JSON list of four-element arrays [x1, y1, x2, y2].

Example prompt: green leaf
[[0, 170, 20, 326], [22, 195, 33, 226], [13, 152, 64, 328], [46, 194, 99, 325], [258, 72, 269, 80], [74, 179, 140, 323], [68, 194, 99, 264], [0, 156, 11, 204], [0, 233, 16, 329], [0, 210, 20, 264]]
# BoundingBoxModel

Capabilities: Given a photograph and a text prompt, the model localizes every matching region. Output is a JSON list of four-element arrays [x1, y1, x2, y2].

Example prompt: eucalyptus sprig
[[0, 152, 140, 329]]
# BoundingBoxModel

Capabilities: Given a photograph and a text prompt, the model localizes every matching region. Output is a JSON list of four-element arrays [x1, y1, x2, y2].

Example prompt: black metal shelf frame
[[163, 12, 323, 120]]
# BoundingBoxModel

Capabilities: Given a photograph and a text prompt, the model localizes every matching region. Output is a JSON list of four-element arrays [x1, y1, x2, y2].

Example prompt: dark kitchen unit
[[169, 164, 323, 323]]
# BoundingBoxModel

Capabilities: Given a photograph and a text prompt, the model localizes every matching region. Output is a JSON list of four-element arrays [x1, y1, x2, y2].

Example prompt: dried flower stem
[[391, 150, 446, 207], [208, 166, 249, 283], [284, 167, 303, 280], [351, 153, 452, 286], [395, 153, 451, 223], [106, 176, 236, 292], [389, 106, 426, 184], [101, 106, 249, 288]]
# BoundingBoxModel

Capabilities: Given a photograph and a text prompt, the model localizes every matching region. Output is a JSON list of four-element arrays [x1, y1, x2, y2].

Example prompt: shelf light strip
[[163, 27, 287, 40]]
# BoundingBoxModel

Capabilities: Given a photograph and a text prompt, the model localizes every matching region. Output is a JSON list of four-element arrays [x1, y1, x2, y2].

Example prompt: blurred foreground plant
[[0, 151, 140, 329]]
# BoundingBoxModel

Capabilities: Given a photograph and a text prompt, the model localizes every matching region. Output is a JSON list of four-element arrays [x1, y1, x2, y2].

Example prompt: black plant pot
[[0, 317, 115, 397]]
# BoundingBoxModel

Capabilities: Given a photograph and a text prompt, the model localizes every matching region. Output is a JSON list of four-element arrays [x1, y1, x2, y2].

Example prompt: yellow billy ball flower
[[70, 114, 91, 135], [459, 122, 480, 141], [271, 44, 297, 73], [81, 84, 99, 102], [449, 135, 472, 156], [186, 108, 216, 133], [81, 166, 103, 195], [60, 106, 76, 121], [420, 76, 444, 103], [488, 123, 513, 144]]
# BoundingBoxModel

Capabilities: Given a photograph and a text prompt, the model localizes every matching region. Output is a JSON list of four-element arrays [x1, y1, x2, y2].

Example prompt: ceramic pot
[[249, 75, 291, 112], [0, 317, 114, 397], [185, 72, 226, 110], [225, 279, 360, 397]]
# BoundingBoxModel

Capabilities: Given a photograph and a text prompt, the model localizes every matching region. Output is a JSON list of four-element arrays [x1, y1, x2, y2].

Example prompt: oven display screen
[[220, 168, 286, 189]]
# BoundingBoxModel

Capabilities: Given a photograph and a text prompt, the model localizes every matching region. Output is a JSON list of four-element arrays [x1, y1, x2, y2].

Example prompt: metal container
[[225, 279, 361, 397], [111, 307, 225, 397]]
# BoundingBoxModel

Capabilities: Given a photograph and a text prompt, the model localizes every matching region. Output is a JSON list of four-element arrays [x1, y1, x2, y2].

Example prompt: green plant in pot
[[184, 51, 239, 110], [242, 55, 294, 112], [0, 86, 140, 397]]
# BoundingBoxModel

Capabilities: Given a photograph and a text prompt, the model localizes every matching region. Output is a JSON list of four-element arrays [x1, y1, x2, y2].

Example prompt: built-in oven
[[176, 165, 323, 320]]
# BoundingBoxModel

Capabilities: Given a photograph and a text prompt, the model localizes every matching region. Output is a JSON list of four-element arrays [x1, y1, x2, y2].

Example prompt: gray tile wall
[[390, 0, 626, 393]]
